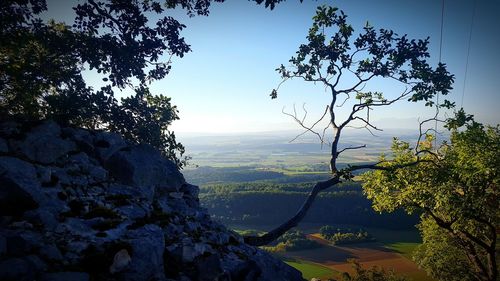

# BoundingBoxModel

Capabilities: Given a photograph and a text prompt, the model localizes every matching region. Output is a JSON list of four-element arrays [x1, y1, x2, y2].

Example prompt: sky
[[45, 0, 500, 134]]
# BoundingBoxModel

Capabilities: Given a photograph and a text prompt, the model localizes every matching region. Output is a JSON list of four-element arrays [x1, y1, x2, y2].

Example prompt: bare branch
[[282, 105, 329, 144], [337, 73, 376, 95], [337, 144, 366, 156], [352, 116, 382, 131]]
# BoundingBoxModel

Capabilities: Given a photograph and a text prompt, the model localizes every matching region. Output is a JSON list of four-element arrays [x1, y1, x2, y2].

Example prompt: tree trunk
[[243, 177, 340, 246]]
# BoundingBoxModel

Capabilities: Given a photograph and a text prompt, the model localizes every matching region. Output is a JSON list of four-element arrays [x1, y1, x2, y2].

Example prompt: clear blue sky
[[46, 0, 500, 133]]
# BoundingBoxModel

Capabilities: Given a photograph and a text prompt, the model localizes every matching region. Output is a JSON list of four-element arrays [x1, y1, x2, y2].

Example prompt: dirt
[[283, 234, 423, 275]]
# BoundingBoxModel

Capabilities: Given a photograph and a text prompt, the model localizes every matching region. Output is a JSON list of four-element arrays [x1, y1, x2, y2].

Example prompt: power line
[[434, 0, 445, 148], [438, 0, 445, 62], [461, 0, 477, 109]]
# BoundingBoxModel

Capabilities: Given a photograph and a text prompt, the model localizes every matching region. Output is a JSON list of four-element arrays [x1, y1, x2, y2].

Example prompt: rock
[[169, 192, 184, 199], [181, 184, 199, 198], [39, 243, 63, 261], [195, 254, 224, 281], [157, 198, 173, 214], [62, 127, 94, 154], [116, 205, 148, 220], [107, 184, 150, 200], [36, 166, 53, 185], [94, 131, 127, 161], [0, 157, 44, 215], [0, 121, 20, 137], [109, 249, 131, 274], [249, 249, 304, 281], [0, 235, 6, 257], [0, 258, 35, 281], [122, 224, 165, 281], [203, 231, 230, 245], [182, 243, 213, 263], [5, 232, 41, 257], [0, 121, 304, 281], [23, 254, 47, 271], [228, 260, 262, 281], [0, 137, 8, 153], [184, 221, 201, 233], [105, 144, 185, 195], [41, 272, 90, 281], [55, 218, 94, 237], [13, 121, 76, 164], [88, 166, 108, 182], [24, 208, 59, 230]]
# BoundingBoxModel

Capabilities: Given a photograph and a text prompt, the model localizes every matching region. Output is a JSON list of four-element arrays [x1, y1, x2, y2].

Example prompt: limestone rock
[[12, 121, 76, 164], [0, 257, 35, 281], [41, 272, 90, 281], [0, 138, 8, 153], [0, 120, 304, 281], [105, 144, 185, 195], [109, 249, 131, 274], [122, 224, 165, 281], [0, 157, 45, 215], [94, 131, 128, 161]]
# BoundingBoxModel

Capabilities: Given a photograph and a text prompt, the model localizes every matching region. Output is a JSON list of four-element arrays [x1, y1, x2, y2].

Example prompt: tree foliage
[[338, 260, 407, 281], [245, 5, 454, 246], [0, 0, 289, 167], [362, 119, 499, 281], [0, 0, 207, 166]]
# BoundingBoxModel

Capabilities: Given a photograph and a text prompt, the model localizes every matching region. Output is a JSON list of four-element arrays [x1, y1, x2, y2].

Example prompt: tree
[[338, 260, 407, 281], [0, 0, 291, 167], [243, 6, 454, 246], [362, 117, 499, 281], [0, 0, 206, 166]]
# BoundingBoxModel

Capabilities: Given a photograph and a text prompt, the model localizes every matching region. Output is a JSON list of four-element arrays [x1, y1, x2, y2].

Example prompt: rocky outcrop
[[0, 120, 304, 281]]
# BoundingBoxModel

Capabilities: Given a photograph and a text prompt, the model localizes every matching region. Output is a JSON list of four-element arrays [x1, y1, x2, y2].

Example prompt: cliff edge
[[0, 120, 303, 281]]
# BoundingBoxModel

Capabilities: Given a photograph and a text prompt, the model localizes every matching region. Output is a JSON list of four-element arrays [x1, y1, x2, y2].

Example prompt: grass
[[283, 258, 338, 280], [385, 242, 419, 259]]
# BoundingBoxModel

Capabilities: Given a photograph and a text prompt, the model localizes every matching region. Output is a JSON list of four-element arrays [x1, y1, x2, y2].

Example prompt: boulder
[[94, 131, 127, 161], [12, 121, 76, 164], [0, 121, 305, 281], [0, 235, 6, 257], [105, 144, 185, 195], [0, 157, 45, 215], [0, 138, 8, 153], [0, 257, 35, 281], [109, 249, 131, 274], [41, 272, 90, 281], [121, 224, 165, 281]]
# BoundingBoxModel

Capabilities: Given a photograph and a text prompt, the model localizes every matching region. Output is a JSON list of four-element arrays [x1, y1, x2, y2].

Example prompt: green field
[[183, 132, 434, 281], [385, 242, 419, 259], [284, 258, 338, 280]]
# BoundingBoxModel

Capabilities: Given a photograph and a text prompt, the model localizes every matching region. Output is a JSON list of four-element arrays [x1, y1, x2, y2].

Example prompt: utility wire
[[438, 0, 445, 62], [461, 0, 477, 109], [434, 0, 445, 148]]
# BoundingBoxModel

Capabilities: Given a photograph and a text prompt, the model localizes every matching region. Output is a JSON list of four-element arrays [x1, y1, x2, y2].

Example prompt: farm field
[[231, 224, 434, 281], [182, 132, 436, 280], [283, 259, 338, 280], [283, 234, 429, 280]]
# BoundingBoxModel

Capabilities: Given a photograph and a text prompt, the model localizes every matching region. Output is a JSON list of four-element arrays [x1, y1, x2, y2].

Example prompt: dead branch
[[337, 144, 367, 157], [282, 104, 329, 144]]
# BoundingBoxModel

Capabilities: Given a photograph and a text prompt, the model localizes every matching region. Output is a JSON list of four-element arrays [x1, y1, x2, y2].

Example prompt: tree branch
[[244, 176, 340, 246], [282, 104, 329, 145], [337, 145, 366, 157]]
